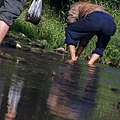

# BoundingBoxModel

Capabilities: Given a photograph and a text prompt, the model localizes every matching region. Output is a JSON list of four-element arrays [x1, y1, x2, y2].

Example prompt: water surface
[[0, 47, 120, 120]]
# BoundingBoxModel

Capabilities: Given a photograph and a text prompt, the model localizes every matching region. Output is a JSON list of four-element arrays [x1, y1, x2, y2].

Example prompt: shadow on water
[[0, 46, 120, 120]]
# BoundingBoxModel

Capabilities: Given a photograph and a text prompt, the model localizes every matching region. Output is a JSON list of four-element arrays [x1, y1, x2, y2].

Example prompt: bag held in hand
[[25, 0, 42, 25]]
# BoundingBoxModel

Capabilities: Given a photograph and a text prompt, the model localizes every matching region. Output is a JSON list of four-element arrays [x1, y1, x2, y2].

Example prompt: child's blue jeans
[[64, 11, 116, 56]]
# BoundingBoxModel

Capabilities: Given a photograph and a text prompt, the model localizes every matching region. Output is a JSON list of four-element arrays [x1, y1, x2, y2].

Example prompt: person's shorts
[[0, 0, 27, 26]]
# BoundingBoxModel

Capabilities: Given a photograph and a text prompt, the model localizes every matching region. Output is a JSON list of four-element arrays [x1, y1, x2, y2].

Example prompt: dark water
[[0, 47, 120, 120]]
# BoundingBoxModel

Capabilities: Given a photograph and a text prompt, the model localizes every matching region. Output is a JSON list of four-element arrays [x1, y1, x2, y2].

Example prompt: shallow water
[[0, 47, 120, 120]]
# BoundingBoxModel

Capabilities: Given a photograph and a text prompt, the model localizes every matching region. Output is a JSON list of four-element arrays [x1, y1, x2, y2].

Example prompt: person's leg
[[88, 33, 111, 65], [87, 12, 116, 65], [0, 0, 27, 44], [0, 21, 9, 44], [88, 53, 100, 65]]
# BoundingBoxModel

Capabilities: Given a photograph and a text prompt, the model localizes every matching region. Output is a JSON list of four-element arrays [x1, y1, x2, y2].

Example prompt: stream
[[0, 46, 120, 120]]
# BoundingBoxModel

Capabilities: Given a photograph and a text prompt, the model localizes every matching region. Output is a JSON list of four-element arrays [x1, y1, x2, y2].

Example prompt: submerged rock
[[31, 47, 45, 54], [28, 42, 45, 49], [54, 47, 68, 54], [6, 40, 22, 49], [0, 52, 13, 61], [15, 57, 27, 63], [110, 88, 120, 94]]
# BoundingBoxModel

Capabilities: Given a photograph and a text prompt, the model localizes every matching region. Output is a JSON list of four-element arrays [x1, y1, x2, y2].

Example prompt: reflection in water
[[4, 74, 24, 120], [0, 49, 24, 120], [0, 47, 120, 120], [47, 63, 99, 120]]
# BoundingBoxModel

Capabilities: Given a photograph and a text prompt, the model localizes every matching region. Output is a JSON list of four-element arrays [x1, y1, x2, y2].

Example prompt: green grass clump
[[10, 3, 66, 50]]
